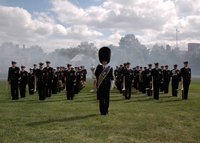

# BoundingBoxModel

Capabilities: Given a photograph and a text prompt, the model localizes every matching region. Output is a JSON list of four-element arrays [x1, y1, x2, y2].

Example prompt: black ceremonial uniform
[[44, 67, 53, 97], [64, 69, 76, 100], [7, 67, 21, 100], [52, 71, 59, 94], [95, 47, 114, 115], [114, 69, 120, 91], [28, 72, 35, 95], [36, 69, 47, 100], [82, 69, 87, 82], [75, 71, 81, 94], [160, 69, 164, 92], [95, 65, 114, 115], [134, 69, 139, 89], [171, 69, 180, 97], [163, 70, 172, 93], [151, 68, 162, 100], [180, 67, 191, 100], [141, 70, 146, 93], [123, 68, 134, 99], [145, 69, 152, 96], [19, 70, 28, 98]]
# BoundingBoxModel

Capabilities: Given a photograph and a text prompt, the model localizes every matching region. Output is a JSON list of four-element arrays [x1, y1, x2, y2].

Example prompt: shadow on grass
[[26, 114, 97, 126], [157, 99, 183, 103]]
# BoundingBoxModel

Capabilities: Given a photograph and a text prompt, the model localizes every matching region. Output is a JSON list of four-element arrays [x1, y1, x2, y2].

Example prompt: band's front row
[[114, 61, 191, 100], [7, 61, 87, 101]]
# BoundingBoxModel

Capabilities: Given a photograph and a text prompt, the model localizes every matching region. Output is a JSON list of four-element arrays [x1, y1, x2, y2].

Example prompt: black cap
[[144, 66, 147, 69], [140, 66, 143, 68], [98, 47, 111, 64], [80, 66, 83, 68], [154, 62, 159, 65], [123, 63, 127, 66], [127, 62, 131, 65], [29, 68, 33, 70], [120, 65, 123, 67], [165, 65, 168, 67], [34, 64, 37, 66], [67, 64, 72, 67], [75, 67, 78, 69], [57, 67, 60, 69], [148, 64, 152, 66], [184, 61, 188, 64], [161, 65, 164, 68], [11, 61, 17, 64], [21, 66, 25, 68], [39, 62, 44, 65], [136, 66, 139, 68], [174, 64, 178, 67], [46, 61, 51, 63]]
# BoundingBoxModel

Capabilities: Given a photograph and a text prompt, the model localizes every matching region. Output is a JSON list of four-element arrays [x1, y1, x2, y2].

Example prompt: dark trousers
[[183, 83, 190, 100], [20, 83, 26, 98], [142, 81, 146, 93], [160, 82, 164, 91], [119, 81, 122, 93], [75, 82, 80, 94], [28, 83, 34, 95], [11, 82, 19, 100], [163, 81, 170, 93], [125, 85, 131, 99], [146, 82, 152, 96], [99, 90, 110, 115], [38, 84, 46, 100], [52, 82, 57, 94], [153, 83, 160, 100], [66, 85, 74, 100], [46, 82, 52, 97], [172, 81, 179, 96]]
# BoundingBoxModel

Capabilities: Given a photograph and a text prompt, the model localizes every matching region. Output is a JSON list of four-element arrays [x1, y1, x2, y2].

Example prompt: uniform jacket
[[180, 67, 191, 84], [36, 69, 48, 85], [64, 70, 76, 86], [151, 68, 162, 84], [20, 70, 28, 84], [8, 67, 21, 83], [44, 67, 53, 82]]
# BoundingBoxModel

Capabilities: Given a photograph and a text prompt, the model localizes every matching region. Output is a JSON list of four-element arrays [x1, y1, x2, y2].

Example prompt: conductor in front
[[95, 47, 114, 116]]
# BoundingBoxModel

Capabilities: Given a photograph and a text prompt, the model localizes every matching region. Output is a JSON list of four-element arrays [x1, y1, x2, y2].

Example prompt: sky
[[0, 0, 200, 52]]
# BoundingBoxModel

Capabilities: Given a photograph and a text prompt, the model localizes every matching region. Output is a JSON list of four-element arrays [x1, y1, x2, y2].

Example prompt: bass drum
[[79, 81, 86, 90]]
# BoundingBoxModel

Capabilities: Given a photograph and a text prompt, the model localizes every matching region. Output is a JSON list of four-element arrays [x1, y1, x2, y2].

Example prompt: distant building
[[0, 44, 30, 73], [188, 43, 200, 52], [166, 45, 171, 51]]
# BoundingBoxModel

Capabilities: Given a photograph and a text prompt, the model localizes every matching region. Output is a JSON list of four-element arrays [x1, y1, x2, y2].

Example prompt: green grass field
[[0, 77, 200, 143]]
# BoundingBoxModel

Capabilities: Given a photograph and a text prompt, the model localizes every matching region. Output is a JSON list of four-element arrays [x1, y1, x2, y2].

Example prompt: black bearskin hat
[[98, 47, 111, 64]]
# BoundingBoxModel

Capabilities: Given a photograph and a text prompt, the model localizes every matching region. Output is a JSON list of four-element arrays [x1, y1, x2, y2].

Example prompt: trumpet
[[122, 76, 126, 91], [151, 76, 154, 91], [34, 76, 37, 92]]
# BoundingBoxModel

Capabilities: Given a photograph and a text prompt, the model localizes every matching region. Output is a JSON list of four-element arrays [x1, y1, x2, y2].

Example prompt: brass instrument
[[114, 76, 117, 88], [6, 81, 9, 91], [79, 80, 85, 90], [151, 76, 154, 91], [122, 76, 126, 91], [34, 76, 37, 92], [64, 77, 66, 91], [90, 64, 98, 105], [181, 77, 184, 99]]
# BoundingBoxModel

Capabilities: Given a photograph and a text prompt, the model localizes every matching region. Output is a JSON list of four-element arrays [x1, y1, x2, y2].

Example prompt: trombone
[[122, 76, 126, 91]]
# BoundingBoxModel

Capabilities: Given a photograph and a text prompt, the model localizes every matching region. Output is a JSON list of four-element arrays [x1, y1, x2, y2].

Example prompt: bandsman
[[36, 62, 47, 101], [171, 64, 180, 97], [163, 65, 172, 94], [64, 64, 76, 100], [160, 65, 164, 92], [44, 61, 53, 97], [52, 68, 59, 94], [146, 64, 152, 96], [7, 61, 21, 100], [151, 62, 162, 100], [28, 68, 35, 95], [180, 61, 191, 100], [19, 66, 28, 98]]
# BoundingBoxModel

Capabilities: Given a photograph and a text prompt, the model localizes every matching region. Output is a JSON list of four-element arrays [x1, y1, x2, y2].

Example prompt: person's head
[[174, 64, 178, 69], [165, 65, 168, 70], [184, 61, 188, 67], [34, 64, 37, 69], [140, 67, 143, 71], [144, 67, 147, 70], [39, 63, 44, 69], [154, 62, 159, 68], [30, 68, 33, 73], [161, 66, 164, 70], [67, 64, 72, 70], [11, 61, 16, 67], [126, 62, 130, 69], [57, 67, 60, 71], [102, 61, 107, 66], [136, 66, 139, 70], [75, 67, 78, 71], [148, 64, 152, 69], [21, 66, 25, 71], [46, 61, 50, 67], [120, 65, 123, 69], [116, 66, 119, 69]]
